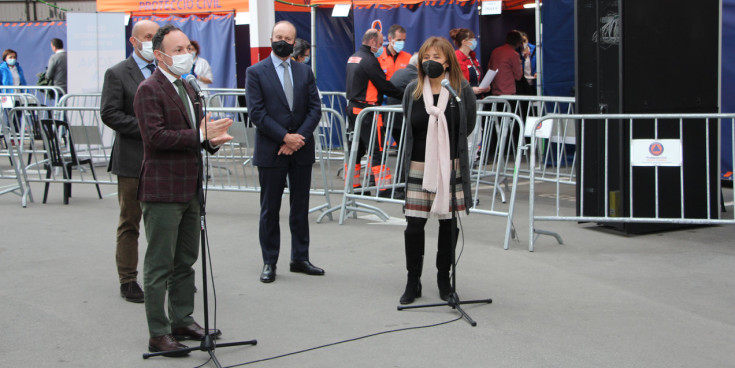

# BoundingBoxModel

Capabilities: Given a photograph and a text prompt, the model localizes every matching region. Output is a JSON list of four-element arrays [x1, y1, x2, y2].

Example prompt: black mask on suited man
[[422, 60, 446, 79], [272, 40, 294, 58]]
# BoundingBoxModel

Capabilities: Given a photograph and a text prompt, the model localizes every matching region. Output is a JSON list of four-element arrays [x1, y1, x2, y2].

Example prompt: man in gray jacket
[[100, 20, 160, 303], [46, 38, 67, 94]]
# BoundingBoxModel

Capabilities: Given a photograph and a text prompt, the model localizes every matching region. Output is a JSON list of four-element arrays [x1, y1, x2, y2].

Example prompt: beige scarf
[[421, 74, 452, 216]]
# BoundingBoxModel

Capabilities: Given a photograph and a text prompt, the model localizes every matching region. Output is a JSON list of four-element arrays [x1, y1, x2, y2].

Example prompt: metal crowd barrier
[[1, 86, 65, 107], [11, 105, 116, 206], [202, 106, 341, 222], [476, 95, 577, 187], [0, 93, 56, 206], [203, 88, 246, 108], [0, 94, 33, 203], [58, 93, 102, 108], [337, 105, 525, 249], [320, 91, 348, 122], [339, 106, 405, 224], [317, 92, 350, 185], [528, 113, 735, 252], [468, 111, 526, 250]]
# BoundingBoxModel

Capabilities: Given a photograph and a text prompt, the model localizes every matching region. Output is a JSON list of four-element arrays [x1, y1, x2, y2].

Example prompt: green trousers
[[141, 198, 200, 338]]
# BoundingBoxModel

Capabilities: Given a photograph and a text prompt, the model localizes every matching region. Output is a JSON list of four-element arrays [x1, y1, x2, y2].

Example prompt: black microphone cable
[[216, 315, 462, 367]]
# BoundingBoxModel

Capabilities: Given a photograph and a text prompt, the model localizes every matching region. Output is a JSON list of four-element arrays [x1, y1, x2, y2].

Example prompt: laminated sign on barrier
[[630, 139, 682, 167]]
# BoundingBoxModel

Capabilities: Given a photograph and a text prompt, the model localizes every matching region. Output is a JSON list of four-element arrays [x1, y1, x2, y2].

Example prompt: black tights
[[404, 217, 457, 276]]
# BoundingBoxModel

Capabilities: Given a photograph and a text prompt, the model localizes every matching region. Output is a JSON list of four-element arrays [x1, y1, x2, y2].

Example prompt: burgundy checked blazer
[[134, 69, 216, 203]]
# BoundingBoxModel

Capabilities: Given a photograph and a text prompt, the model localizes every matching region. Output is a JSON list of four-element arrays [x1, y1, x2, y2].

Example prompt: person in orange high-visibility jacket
[[345, 28, 403, 190], [377, 24, 412, 81]]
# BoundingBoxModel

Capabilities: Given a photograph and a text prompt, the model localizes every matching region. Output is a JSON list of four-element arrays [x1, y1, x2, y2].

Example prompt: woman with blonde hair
[[399, 37, 476, 304]]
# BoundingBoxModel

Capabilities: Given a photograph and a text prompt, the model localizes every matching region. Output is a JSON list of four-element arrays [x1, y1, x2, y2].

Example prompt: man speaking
[[134, 24, 232, 357]]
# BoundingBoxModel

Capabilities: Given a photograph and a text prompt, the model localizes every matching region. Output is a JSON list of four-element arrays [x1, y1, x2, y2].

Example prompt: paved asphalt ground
[[1, 179, 734, 368]]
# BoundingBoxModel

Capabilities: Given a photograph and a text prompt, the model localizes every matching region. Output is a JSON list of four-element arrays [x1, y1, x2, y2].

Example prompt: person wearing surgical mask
[[291, 38, 311, 64], [185, 40, 213, 92], [377, 24, 412, 81], [449, 28, 489, 97], [0, 49, 27, 89], [345, 28, 403, 198], [100, 19, 160, 306], [134, 24, 233, 356]]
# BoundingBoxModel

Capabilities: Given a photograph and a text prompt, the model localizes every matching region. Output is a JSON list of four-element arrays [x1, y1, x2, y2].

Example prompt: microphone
[[185, 74, 204, 98], [441, 79, 461, 103]]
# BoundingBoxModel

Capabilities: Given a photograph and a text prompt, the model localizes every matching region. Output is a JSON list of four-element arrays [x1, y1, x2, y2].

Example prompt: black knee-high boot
[[400, 217, 426, 304], [437, 220, 458, 301]]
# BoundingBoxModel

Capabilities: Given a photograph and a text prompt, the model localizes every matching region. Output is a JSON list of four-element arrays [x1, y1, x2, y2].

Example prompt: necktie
[[173, 79, 194, 128], [281, 61, 293, 110], [145, 64, 156, 76]]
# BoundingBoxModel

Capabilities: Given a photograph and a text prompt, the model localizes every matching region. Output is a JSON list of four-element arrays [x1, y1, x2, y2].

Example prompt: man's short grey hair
[[408, 52, 419, 67]]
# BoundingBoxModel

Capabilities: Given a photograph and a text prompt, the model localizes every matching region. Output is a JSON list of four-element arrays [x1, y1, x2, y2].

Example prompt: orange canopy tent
[[96, 0, 533, 15]]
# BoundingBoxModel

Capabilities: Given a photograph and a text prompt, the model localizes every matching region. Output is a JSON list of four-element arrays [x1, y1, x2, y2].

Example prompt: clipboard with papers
[[479, 69, 498, 89]]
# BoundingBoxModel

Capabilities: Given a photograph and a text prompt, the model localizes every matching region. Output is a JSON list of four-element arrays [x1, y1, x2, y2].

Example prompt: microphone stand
[[143, 88, 257, 365], [397, 88, 492, 326]]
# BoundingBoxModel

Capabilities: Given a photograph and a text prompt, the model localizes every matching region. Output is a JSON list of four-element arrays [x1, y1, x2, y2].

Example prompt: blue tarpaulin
[[132, 14, 237, 90], [0, 22, 67, 86], [541, 0, 574, 97], [353, 2, 478, 58], [722, 0, 735, 179]]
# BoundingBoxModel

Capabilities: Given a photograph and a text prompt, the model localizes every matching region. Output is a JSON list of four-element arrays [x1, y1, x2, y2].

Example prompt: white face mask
[[135, 38, 154, 61], [160, 51, 193, 76]]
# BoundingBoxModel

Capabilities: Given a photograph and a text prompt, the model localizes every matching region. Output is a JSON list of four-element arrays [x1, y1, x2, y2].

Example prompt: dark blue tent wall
[[132, 14, 237, 90], [542, 0, 574, 97], [315, 7, 354, 92], [0, 22, 67, 86], [276, 11, 312, 44], [722, 0, 735, 179], [353, 2, 477, 58]]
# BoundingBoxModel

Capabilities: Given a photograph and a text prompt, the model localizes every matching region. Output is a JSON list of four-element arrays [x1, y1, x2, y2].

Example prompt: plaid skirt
[[405, 160, 466, 219]]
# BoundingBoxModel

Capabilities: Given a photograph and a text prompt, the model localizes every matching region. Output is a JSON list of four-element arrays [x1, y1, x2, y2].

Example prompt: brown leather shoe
[[172, 322, 222, 341], [148, 334, 189, 357], [120, 281, 144, 303]]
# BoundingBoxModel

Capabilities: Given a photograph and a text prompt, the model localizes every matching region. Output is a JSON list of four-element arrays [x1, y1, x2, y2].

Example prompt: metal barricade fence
[[201, 106, 340, 222], [1, 86, 64, 107], [469, 111, 526, 250], [204, 88, 246, 108], [58, 93, 102, 108], [12, 105, 116, 206], [0, 94, 35, 203], [319, 92, 349, 170], [0, 93, 57, 206], [528, 113, 735, 252], [339, 106, 405, 224], [337, 105, 525, 249], [476, 95, 577, 186], [320, 91, 347, 121]]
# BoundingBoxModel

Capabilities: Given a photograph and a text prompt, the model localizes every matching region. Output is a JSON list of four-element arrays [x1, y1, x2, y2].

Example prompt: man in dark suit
[[134, 24, 233, 357], [246, 21, 323, 283], [100, 19, 159, 304]]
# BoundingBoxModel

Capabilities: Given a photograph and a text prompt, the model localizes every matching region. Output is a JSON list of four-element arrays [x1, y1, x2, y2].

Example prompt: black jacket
[[401, 79, 477, 214], [345, 44, 402, 105], [386, 64, 418, 105]]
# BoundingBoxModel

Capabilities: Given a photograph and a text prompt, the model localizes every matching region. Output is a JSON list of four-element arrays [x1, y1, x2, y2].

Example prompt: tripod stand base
[[397, 292, 492, 327], [143, 334, 257, 365]]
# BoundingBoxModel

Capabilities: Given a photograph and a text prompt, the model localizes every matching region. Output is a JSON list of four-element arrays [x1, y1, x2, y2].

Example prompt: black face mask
[[422, 60, 445, 79], [272, 40, 294, 58]]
